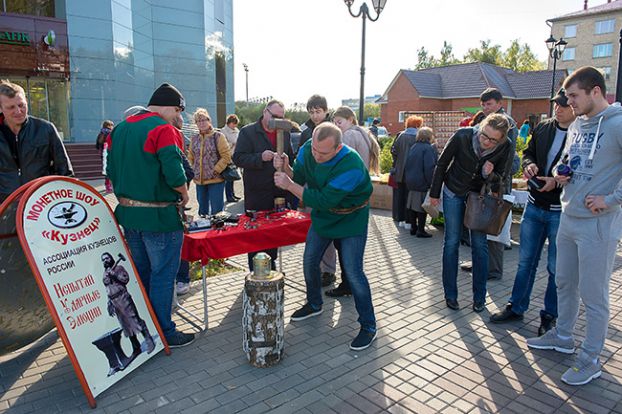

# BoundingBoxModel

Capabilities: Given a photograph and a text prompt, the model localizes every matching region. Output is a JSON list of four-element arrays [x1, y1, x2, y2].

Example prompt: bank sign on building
[[0, 0, 234, 142]]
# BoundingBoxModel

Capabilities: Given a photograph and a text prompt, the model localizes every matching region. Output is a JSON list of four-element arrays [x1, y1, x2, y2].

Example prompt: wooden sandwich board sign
[[13, 176, 170, 408]]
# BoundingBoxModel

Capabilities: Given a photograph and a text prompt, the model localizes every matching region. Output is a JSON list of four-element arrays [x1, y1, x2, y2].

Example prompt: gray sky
[[233, 0, 611, 108]]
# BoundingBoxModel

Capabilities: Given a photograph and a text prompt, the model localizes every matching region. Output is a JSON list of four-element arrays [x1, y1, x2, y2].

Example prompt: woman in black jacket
[[428, 114, 511, 313]]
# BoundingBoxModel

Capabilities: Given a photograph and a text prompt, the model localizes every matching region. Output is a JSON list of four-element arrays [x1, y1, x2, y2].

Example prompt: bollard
[[242, 253, 284, 367]]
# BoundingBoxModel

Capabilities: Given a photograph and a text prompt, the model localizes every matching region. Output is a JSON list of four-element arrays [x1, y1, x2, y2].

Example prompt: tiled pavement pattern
[[2, 180, 622, 413]]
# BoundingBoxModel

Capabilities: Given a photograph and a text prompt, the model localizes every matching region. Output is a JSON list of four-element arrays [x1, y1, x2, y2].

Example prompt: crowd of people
[[1, 64, 621, 384]]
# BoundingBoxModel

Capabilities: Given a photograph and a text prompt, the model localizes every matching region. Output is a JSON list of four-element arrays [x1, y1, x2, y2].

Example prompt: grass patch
[[188, 259, 243, 281]]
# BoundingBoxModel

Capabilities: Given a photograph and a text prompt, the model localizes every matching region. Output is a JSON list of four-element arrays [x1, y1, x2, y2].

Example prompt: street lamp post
[[343, 0, 387, 126], [545, 35, 567, 117], [243, 63, 249, 102]]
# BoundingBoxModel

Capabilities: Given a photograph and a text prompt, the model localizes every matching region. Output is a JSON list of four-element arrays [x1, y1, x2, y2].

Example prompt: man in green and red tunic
[[107, 83, 194, 348], [273, 123, 377, 351]]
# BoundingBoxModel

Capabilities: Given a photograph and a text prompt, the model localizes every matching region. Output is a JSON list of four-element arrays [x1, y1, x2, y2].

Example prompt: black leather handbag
[[463, 183, 512, 236], [221, 164, 241, 181]]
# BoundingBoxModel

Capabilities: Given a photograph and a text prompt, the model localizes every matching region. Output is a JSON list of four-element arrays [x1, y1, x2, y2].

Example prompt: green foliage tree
[[364, 103, 380, 120], [234, 101, 264, 127], [463, 40, 503, 65], [502, 40, 545, 72], [414, 46, 437, 70], [438, 41, 460, 66]]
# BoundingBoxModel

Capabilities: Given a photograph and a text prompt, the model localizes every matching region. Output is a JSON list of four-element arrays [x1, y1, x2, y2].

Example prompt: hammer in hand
[[268, 118, 292, 171]]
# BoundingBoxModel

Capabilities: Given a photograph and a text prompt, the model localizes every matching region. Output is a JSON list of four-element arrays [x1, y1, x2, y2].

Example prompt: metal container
[[274, 197, 286, 212], [252, 252, 271, 280]]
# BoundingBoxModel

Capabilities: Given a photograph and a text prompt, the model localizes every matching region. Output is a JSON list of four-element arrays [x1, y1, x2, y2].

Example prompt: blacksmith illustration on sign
[[97, 251, 155, 376]]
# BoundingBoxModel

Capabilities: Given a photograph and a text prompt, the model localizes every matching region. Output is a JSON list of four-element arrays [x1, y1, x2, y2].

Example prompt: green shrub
[[379, 137, 394, 174]]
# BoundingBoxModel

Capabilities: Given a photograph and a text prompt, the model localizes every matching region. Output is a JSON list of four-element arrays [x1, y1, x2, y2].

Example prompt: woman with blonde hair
[[187, 108, 231, 216], [332, 106, 380, 175]]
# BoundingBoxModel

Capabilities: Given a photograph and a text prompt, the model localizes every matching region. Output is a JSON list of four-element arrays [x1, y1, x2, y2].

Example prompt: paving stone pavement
[[2, 180, 622, 413]]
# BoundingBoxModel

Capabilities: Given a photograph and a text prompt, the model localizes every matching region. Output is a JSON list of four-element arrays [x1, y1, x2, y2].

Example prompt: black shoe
[[321, 272, 336, 287], [446, 298, 459, 310], [410, 228, 417, 236], [489, 304, 524, 323], [291, 303, 323, 321], [350, 329, 377, 351], [460, 262, 472, 272], [487, 274, 502, 280], [473, 301, 486, 313], [325, 283, 352, 297], [416, 231, 432, 238], [538, 314, 557, 336], [166, 331, 195, 348]]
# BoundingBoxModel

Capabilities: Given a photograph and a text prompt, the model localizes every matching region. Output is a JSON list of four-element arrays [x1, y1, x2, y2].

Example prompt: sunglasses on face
[[265, 107, 283, 119]]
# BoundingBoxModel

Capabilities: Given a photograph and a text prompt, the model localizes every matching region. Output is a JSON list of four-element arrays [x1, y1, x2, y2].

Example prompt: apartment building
[[548, 0, 622, 101]]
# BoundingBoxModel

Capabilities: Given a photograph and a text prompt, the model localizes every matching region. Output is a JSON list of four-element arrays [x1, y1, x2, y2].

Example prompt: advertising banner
[[15, 177, 168, 408]]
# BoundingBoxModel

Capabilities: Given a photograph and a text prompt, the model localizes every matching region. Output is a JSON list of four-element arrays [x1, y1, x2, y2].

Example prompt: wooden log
[[242, 271, 284, 367]]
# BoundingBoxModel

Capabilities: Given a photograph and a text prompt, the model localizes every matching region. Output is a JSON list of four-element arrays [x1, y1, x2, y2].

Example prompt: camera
[[527, 177, 545, 191]]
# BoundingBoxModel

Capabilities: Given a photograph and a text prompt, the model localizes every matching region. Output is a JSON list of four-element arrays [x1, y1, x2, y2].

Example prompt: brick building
[[547, 0, 622, 101], [377, 62, 565, 136]]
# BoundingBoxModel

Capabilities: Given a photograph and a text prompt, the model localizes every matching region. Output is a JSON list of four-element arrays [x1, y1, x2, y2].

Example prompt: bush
[[379, 136, 394, 174], [513, 135, 529, 178]]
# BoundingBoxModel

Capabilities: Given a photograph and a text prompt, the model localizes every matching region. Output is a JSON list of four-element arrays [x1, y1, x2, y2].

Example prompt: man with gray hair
[[233, 99, 295, 270], [0, 80, 73, 202]]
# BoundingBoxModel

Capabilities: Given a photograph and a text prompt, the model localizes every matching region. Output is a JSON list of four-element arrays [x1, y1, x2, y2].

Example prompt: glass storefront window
[[47, 80, 69, 140], [0, 77, 70, 140], [4, 0, 55, 17]]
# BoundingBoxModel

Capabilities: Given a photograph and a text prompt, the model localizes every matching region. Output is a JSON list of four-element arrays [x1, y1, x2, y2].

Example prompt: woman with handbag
[[428, 114, 511, 313], [187, 108, 232, 216]]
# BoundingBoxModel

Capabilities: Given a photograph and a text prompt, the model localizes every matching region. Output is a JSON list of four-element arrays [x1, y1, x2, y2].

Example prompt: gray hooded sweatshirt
[[560, 103, 622, 218]]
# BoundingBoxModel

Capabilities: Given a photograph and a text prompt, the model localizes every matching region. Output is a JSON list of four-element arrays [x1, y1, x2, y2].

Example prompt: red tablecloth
[[181, 210, 311, 264]]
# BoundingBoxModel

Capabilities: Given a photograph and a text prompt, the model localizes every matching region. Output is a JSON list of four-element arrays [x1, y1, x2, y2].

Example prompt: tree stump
[[242, 271, 284, 367]]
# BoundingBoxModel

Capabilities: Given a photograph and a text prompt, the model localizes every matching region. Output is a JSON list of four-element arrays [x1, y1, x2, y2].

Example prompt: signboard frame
[[13, 176, 170, 408]]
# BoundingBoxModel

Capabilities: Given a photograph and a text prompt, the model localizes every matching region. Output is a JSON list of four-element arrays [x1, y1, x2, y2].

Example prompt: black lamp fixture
[[546, 35, 568, 116], [344, 0, 387, 125]]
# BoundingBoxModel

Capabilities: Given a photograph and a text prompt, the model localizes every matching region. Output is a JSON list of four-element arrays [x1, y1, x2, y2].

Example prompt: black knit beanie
[[148, 83, 185, 110]]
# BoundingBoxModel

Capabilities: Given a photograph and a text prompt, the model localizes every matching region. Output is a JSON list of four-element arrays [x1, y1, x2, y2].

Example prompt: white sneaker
[[398, 221, 406, 228], [404, 223, 412, 230], [176, 282, 190, 295]]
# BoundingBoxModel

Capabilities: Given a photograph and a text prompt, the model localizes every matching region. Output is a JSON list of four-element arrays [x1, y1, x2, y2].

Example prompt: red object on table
[[181, 210, 311, 264]]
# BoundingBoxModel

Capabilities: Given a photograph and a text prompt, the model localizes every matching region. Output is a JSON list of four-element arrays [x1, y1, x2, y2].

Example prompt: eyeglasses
[[265, 107, 283, 119], [480, 130, 501, 145]]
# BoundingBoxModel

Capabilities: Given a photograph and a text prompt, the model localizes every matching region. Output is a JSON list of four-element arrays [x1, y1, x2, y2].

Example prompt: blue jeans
[[303, 226, 376, 333], [124, 228, 183, 338], [225, 180, 236, 200], [442, 189, 489, 303], [509, 203, 559, 317], [196, 182, 225, 216]]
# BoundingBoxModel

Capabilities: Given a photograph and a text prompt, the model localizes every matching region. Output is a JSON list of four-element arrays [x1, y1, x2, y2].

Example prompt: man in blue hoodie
[[527, 67, 622, 386]]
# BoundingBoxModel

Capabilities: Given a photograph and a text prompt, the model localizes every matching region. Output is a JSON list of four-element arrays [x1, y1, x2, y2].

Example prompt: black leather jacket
[[430, 127, 511, 198], [522, 118, 565, 211], [232, 116, 294, 211], [0, 115, 73, 201]]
